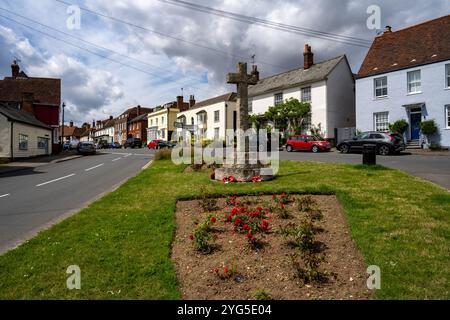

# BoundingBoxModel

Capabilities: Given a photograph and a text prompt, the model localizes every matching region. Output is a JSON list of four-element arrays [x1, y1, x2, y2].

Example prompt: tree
[[263, 98, 311, 136], [420, 119, 439, 147]]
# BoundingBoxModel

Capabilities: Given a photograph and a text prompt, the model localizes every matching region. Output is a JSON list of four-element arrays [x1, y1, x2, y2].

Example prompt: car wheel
[[379, 145, 390, 156], [340, 144, 350, 154], [311, 145, 319, 153], [286, 145, 293, 152]]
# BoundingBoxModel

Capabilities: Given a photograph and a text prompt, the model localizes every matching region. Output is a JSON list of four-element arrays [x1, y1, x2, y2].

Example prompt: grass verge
[[0, 160, 449, 299]]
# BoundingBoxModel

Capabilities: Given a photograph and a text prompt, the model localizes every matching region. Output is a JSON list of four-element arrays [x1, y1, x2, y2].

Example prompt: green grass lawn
[[0, 159, 449, 299]]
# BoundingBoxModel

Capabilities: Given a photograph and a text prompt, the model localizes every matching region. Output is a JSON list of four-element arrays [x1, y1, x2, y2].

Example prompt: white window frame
[[373, 112, 389, 132], [301, 87, 312, 102], [214, 110, 220, 123], [19, 134, 28, 150], [274, 93, 283, 106], [446, 64, 450, 88], [214, 127, 220, 139], [446, 105, 450, 129], [374, 76, 388, 98], [407, 70, 421, 94]]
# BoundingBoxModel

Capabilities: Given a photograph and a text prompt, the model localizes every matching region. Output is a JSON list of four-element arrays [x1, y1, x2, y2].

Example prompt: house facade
[[114, 105, 152, 145], [94, 117, 115, 144], [0, 102, 53, 159], [58, 121, 82, 146], [147, 96, 190, 141], [248, 45, 355, 140], [0, 60, 61, 153], [128, 113, 149, 143], [356, 15, 450, 147], [176, 93, 237, 141]]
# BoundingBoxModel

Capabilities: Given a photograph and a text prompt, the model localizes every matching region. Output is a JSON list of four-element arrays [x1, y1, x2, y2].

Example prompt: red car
[[147, 139, 162, 149], [286, 135, 331, 153]]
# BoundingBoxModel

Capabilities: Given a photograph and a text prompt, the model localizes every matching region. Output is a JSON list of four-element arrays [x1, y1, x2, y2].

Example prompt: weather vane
[[250, 54, 256, 64]]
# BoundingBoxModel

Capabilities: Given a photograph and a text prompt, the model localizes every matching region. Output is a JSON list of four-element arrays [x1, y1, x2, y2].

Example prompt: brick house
[[58, 121, 83, 147], [0, 60, 61, 153], [114, 105, 152, 145], [128, 113, 150, 143]]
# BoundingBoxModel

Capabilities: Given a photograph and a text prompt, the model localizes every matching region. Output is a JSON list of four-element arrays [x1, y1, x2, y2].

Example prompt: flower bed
[[171, 194, 371, 300]]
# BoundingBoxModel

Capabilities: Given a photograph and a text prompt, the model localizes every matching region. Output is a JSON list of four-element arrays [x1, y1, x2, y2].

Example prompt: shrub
[[191, 219, 214, 253], [297, 196, 316, 212], [290, 251, 325, 284], [154, 149, 172, 161], [429, 143, 442, 151], [389, 119, 408, 134], [421, 120, 438, 136], [253, 289, 273, 300], [280, 220, 316, 252]]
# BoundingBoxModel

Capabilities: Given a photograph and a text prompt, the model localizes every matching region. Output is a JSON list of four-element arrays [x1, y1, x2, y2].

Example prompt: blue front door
[[410, 113, 422, 140]]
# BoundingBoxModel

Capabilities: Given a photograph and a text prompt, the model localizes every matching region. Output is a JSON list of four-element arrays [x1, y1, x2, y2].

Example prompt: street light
[[61, 102, 65, 151]]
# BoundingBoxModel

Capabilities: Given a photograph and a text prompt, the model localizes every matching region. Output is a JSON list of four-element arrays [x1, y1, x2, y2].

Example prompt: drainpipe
[[10, 121, 14, 161], [224, 103, 228, 143]]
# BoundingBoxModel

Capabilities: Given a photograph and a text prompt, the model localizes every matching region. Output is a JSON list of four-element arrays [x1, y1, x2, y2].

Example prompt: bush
[[429, 143, 442, 151], [421, 120, 438, 136], [389, 119, 408, 134], [154, 149, 172, 161], [253, 289, 273, 300]]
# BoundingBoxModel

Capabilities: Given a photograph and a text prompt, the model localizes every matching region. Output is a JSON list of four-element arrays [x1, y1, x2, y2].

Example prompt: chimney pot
[[110, 115, 113, 120], [384, 26, 392, 33], [303, 44, 314, 70], [251, 64, 260, 81], [136, 105, 141, 116], [70, 121, 74, 127], [176, 95, 184, 110], [189, 95, 196, 108]]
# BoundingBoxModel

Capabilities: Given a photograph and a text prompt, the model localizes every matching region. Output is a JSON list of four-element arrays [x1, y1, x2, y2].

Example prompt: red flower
[[256, 206, 263, 212], [189, 234, 194, 241], [213, 268, 219, 273], [242, 224, 250, 231], [281, 203, 286, 209], [234, 217, 242, 226], [224, 266, 229, 273], [246, 232, 253, 239], [210, 217, 217, 223], [261, 220, 269, 231]]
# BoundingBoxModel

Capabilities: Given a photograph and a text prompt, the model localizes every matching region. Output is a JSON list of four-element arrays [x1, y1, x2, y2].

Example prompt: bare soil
[[171, 195, 372, 300]]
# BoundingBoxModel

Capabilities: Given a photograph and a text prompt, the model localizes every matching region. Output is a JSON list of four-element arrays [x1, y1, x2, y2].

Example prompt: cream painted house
[[248, 45, 355, 140], [147, 96, 191, 141], [176, 92, 237, 141], [0, 103, 52, 159]]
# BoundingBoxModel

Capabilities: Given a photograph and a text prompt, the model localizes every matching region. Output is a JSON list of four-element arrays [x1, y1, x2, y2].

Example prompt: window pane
[[301, 87, 311, 102], [374, 112, 389, 132], [374, 77, 387, 97], [274, 93, 283, 105], [248, 99, 253, 113], [446, 65, 450, 88], [447, 106, 450, 128], [214, 110, 220, 122], [407, 70, 421, 93]]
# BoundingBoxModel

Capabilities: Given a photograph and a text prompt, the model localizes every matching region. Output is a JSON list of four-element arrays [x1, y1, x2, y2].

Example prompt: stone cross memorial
[[214, 62, 275, 182]]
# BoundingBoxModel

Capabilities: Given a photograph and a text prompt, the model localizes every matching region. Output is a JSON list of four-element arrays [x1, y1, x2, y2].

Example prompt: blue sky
[[0, 0, 448, 125]]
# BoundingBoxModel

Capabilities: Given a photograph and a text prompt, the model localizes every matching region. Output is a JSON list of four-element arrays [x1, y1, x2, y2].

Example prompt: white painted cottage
[[248, 45, 355, 140]]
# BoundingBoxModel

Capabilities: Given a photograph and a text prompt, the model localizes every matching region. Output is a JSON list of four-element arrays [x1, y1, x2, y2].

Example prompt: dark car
[[337, 132, 405, 156], [286, 134, 331, 153], [110, 142, 122, 149], [97, 140, 109, 149], [124, 137, 142, 149], [157, 141, 177, 149], [76, 142, 96, 155]]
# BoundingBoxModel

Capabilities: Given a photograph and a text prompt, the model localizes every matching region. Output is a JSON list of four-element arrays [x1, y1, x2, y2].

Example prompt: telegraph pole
[[61, 102, 65, 151]]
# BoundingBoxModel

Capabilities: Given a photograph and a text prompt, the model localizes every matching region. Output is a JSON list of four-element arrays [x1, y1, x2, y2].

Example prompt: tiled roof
[[0, 76, 61, 106], [129, 113, 149, 123], [59, 125, 83, 137], [248, 56, 345, 97], [0, 102, 51, 129], [188, 92, 237, 110], [358, 15, 450, 78], [119, 106, 153, 117]]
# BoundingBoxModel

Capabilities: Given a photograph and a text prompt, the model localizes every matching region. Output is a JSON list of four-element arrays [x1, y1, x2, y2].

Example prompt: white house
[[356, 16, 450, 148], [176, 92, 237, 141], [248, 44, 355, 140], [94, 116, 115, 144], [0, 102, 52, 159]]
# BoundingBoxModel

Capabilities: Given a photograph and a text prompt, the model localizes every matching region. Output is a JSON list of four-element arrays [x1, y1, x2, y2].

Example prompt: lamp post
[[61, 102, 65, 150]]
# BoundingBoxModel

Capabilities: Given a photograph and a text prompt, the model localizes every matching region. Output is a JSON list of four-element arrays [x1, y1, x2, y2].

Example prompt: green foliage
[[429, 143, 442, 151], [264, 98, 311, 135], [389, 119, 409, 134], [297, 196, 316, 212], [154, 149, 172, 160], [290, 251, 325, 284], [253, 289, 273, 300], [280, 220, 316, 251], [199, 186, 218, 211], [421, 120, 438, 136], [192, 220, 213, 253]]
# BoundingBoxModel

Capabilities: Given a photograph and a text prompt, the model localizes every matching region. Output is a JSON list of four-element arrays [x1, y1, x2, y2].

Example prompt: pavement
[[0, 148, 154, 254], [279, 149, 450, 191]]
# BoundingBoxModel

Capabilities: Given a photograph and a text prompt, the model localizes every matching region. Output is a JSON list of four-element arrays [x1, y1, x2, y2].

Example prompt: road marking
[[0, 193, 10, 198], [85, 163, 104, 172], [112, 157, 121, 162], [123, 153, 132, 158], [36, 174, 76, 187]]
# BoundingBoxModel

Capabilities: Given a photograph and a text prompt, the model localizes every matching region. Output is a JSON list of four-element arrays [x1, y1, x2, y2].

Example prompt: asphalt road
[[279, 150, 450, 191], [0, 149, 154, 253]]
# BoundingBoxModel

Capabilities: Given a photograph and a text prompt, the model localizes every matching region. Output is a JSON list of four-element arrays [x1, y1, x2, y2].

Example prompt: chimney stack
[[11, 60, 20, 78], [189, 95, 196, 108], [303, 44, 314, 70], [70, 121, 74, 127], [92, 120, 96, 128], [96, 120, 101, 127], [109, 115, 113, 120], [136, 105, 141, 116], [251, 65, 260, 82], [176, 96, 184, 110], [384, 26, 392, 34]]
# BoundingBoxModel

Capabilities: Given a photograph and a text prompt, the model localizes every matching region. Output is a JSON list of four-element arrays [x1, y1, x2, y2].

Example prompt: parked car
[[76, 141, 96, 155], [157, 141, 177, 149], [147, 139, 162, 149], [97, 140, 109, 149], [110, 142, 122, 149], [337, 131, 406, 156], [285, 134, 331, 153], [124, 137, 142, 149]]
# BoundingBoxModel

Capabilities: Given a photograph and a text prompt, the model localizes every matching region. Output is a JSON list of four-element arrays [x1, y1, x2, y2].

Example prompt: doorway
[[410, 110, 422, 140]]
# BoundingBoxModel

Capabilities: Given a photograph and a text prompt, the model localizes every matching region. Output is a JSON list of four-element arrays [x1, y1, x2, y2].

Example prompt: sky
[[0, 0, 449, 125]]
